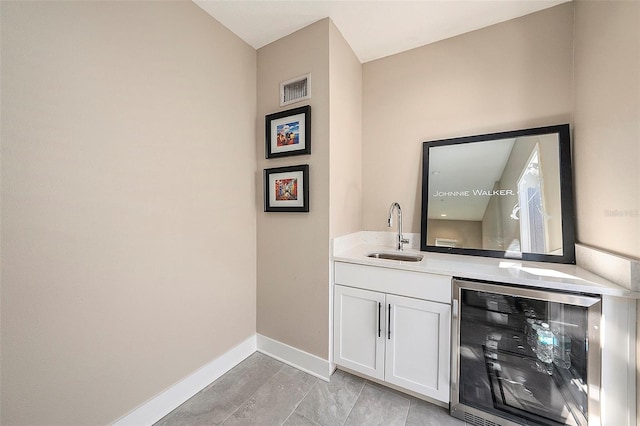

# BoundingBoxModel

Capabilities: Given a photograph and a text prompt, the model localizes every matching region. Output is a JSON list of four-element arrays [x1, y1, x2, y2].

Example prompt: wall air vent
[[435, 238, 458, 248], [280, 73, 310, 106]]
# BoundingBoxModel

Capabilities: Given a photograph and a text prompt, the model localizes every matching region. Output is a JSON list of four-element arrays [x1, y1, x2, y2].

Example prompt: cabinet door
[[334, 285, 385, 380], [385, 294, 451, 402]]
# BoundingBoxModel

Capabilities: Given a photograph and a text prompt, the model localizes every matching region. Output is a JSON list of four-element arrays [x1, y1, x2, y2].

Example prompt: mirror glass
[[421, 124, 575, 264]]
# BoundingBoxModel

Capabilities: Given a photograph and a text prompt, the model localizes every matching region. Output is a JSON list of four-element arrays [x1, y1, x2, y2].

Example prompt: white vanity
[[334, 261, 452, 402], [331, 232, 638, 426]]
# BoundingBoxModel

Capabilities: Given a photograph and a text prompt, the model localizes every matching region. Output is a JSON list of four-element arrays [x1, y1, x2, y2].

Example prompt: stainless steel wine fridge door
[[450, 279, 601, 426]]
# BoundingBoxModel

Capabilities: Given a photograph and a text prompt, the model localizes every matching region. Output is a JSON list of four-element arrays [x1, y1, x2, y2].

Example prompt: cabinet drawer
[[334, 262, 452, 304]]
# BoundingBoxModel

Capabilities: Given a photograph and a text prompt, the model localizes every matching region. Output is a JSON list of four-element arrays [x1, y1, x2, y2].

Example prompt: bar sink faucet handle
[[387, 202, 409, 251]]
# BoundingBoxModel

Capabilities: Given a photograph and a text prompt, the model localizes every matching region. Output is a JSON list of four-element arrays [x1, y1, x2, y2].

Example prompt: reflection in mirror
[[421, 124, 575, 264]]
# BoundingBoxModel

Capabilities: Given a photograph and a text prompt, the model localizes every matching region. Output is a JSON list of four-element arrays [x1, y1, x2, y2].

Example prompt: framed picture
[[264, 164, 309, 212], [265, 105, 311, 159]]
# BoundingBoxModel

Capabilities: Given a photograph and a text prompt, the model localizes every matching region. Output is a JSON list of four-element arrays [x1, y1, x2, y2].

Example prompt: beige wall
[[362, 3, 574, 234], [573, 0, 640, 260], [571, 1, 640, 422], [0, 2, 257, 425], [329, 21, 363, 239], [256, 19, 362, 360], [256, 20, 331, 359]]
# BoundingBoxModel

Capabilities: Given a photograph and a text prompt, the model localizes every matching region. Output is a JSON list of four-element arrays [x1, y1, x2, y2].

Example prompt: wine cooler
[[451, 279, 602, 425]]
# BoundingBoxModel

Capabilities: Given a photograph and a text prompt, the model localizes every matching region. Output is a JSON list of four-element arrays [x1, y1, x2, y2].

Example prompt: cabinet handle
[[388, 304, 391, 340], [378, 302, 382, 337]]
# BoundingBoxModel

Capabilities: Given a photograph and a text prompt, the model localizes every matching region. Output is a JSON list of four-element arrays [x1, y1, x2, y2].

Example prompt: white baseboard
[[112, 335, 257, 426], [256, 334, 333, 382], [112, 334, 332, 425]]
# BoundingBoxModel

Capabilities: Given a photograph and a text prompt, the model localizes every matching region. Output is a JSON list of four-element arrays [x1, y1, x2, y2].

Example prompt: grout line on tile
[[340, 377, 367, 426], [402, 397, 413, 426], [219, 361, 287, 425], [281, 374, 319, 425]]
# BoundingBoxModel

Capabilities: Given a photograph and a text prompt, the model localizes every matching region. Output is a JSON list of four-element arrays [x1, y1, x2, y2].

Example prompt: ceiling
[[428, 138, 516, 221], [194, 0, 569, 63]]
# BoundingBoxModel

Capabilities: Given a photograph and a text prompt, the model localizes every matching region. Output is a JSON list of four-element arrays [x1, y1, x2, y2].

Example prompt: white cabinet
[[333, 262, 452, 403], [334, 285, 385, 380], [385, 294, 450, 401]]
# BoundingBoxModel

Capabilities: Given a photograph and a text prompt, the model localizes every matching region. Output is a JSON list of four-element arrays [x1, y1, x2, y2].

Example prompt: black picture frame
[[264, 164, 309, 213], [265, 105, 311, 159], [420, 124, 576, 264]]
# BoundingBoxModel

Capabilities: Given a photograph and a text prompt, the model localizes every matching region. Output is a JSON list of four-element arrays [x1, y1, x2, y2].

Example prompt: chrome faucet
[[388, 202, 409, 251]]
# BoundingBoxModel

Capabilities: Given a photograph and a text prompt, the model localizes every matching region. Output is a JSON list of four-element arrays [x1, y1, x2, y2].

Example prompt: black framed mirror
[[421, 124, 575, 264]]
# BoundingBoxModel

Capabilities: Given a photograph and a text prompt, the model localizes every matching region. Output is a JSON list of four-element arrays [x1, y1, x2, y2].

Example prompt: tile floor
[[156, 352, 467, 426]]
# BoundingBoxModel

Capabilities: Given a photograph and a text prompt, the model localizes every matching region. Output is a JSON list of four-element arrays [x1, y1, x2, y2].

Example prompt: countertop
[[333, 243, 639, 298]]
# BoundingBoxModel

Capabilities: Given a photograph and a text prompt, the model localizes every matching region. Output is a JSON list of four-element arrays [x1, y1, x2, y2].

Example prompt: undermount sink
[[367, 252, 423, 262]]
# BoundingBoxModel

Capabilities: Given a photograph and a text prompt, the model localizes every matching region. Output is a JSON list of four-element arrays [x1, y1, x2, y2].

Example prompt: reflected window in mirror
[[517, 145, 546, 253]]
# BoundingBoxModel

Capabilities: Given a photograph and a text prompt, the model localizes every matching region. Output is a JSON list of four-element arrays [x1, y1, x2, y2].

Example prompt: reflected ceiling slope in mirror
[[421, 124, 576, 264]]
